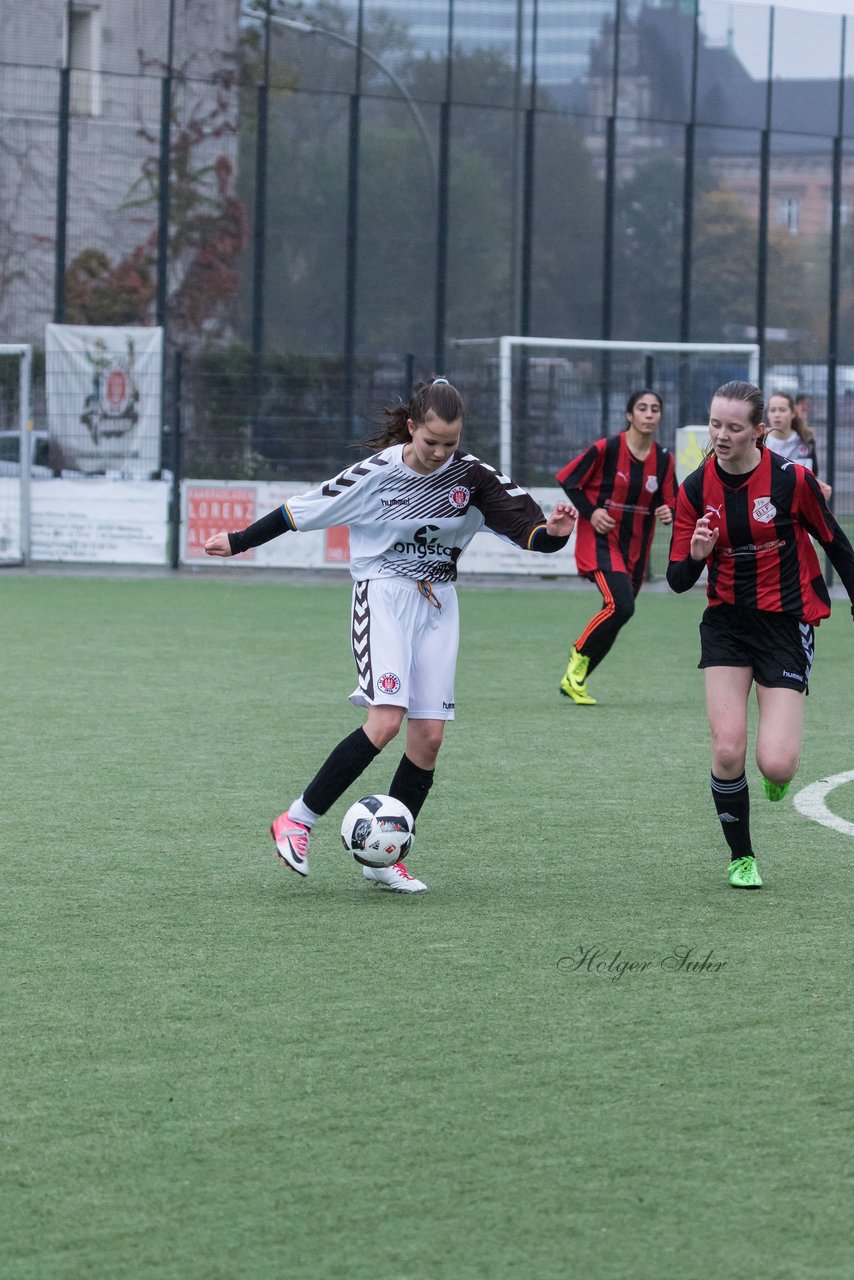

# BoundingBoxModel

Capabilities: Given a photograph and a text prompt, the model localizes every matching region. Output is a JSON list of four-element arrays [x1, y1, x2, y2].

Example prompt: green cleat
[[763, 778, 790, 802], [729, 855, 763, 889], [559, 647, 596, 705]]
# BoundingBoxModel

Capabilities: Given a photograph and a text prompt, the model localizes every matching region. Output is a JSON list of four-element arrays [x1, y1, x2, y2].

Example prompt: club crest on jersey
[[448, 485, 470, 509], [377, 672, 401, 695], [753, 496, 777, 524], [645, 475, 658, 493]]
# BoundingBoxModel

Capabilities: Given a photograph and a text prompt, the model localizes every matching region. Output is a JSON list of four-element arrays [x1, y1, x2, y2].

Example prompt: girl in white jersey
[[765, 389, 831, 500], [205, 378, 576, 893]]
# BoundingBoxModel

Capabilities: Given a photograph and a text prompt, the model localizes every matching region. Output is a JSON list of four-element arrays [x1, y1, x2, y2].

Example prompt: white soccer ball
[[340, 795, 415, 868]]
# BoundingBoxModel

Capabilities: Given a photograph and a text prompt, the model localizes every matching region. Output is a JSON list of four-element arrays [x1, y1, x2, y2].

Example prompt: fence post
[[54, 66, 71, 322], [155, 73, 173, 331], [252, 79, 269, 426], [755, 14, 774, 391], [344, 92, 361, 440], [434, 98, 450, 376], [170, 348, 183, 570], [252, 9, 271, 429]]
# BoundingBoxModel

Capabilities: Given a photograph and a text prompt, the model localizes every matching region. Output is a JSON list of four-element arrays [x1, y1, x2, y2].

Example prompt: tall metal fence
[[2, 0, 854, 535]]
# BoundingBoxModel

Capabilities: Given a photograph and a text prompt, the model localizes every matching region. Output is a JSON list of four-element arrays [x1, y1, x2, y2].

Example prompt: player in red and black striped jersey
[[667, 380, 854, 890], [554, 389, 677, 704]]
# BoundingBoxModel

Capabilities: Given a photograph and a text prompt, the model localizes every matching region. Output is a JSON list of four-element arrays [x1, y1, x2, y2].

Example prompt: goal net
[[447, 336, 760, 485], [0, 345, 34, 566]]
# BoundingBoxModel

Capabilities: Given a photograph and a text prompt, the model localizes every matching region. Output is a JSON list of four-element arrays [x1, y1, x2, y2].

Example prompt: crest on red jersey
[[753, 496, 777, 524]]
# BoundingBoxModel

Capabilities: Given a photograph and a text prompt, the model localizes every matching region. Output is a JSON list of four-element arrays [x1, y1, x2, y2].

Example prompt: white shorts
[[348, 578, 459, 720]]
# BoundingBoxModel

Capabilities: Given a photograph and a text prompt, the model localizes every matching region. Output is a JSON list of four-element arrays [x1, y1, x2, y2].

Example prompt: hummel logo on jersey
[[781, 669, 804, 682], [753, 496, 777, 524], [705, 503, 723, 519], [381, 497, 409, 508]]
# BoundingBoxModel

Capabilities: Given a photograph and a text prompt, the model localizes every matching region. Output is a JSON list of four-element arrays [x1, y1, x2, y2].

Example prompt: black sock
[[710, 773, 753, 859], [303, 728, 382, 816], [388, 753, 435, 821]]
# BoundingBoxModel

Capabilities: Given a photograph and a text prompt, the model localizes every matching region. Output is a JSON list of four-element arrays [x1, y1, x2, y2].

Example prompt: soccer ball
[[340, 795, 415, 868]]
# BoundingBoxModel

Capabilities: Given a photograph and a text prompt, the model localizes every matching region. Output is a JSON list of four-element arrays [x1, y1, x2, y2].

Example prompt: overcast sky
[[703, 0, 854, 79]]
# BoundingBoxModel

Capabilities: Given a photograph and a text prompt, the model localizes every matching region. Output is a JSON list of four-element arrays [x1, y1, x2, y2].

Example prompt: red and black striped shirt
[[667, 449, 854, 624], [555, 432, 677, 589]]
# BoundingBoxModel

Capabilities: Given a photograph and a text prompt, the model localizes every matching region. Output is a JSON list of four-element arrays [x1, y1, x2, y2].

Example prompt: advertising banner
[[45, 324, 163, 476], [31, 479, 169, 564]]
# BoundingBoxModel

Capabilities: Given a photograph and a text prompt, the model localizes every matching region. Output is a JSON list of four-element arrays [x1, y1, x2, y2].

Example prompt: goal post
[[0, 344, 34, 566], [448, 336, 760, 482]]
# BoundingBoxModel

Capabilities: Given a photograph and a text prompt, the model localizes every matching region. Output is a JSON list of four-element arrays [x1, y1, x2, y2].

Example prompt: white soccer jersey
[[764, 432, 816, 471], [284, 444, 551, 582]]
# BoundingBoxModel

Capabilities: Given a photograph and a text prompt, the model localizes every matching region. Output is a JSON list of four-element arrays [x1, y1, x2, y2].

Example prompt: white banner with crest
[[45, 324, 163, 476]]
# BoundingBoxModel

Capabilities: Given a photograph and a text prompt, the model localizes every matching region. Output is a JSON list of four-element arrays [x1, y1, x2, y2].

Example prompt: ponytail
[[364, 377, 465, 451]]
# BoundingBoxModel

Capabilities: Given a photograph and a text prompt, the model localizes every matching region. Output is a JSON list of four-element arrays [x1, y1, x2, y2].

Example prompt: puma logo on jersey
[[705, 503, 723, 518]]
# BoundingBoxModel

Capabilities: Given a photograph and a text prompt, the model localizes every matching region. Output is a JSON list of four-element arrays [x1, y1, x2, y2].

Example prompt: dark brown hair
[[364, 377, 466, 451], [625, 388, 663, 417], [767, 388, 815, 445]]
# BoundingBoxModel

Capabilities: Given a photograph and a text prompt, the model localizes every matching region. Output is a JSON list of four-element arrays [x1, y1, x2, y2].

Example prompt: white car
[[0, 430, 53, 477]]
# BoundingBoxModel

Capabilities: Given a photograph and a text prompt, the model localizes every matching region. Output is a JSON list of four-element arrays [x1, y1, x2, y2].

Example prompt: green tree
[[66, 64, 247, 341], [612, 151, 684, 341]]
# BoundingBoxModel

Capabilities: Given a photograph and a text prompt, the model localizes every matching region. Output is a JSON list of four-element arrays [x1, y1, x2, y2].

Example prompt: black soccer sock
[[710, 773, 753, 859], [388, 753, 435, 821], [303, 728, 382, 816]]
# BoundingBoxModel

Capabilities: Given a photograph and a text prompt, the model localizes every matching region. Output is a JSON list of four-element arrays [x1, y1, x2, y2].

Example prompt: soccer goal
[[447, 336, 760, 484], [0, 344, 34, 566]]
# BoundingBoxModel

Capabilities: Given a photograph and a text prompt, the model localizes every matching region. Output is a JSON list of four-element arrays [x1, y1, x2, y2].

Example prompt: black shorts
[[698, 604, 813, 693]]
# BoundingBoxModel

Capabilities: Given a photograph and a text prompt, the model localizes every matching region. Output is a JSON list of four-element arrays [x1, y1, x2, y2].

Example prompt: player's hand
[[818, 479, 833, 501], [204, 531, 233, 557], [547, 502, 577, 537], [591, 507, 616, 534], [690, 514, 719, 561], [654, 503, 673, 525]]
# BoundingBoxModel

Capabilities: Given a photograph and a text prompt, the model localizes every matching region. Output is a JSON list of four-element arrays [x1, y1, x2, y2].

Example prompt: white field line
[[794, 770, 854, 838]]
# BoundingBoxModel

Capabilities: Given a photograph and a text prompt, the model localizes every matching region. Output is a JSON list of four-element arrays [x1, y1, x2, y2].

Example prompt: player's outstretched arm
[[204, 505, 293, 557]]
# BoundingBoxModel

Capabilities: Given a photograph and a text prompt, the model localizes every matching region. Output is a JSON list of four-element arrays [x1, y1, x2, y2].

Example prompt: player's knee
[[365, 711, 405, 749], [757, 749, 799, 785], [410, 723, 445, 764], [614, 597, 635, 626], [711, 733, 747, 776]]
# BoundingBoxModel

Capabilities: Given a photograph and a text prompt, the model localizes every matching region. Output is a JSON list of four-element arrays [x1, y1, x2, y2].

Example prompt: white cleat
[[362, 862, 427, 893]]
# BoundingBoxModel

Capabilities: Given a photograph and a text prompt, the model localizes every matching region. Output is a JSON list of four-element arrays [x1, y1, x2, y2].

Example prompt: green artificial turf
[[2, 573, 853, 1279]]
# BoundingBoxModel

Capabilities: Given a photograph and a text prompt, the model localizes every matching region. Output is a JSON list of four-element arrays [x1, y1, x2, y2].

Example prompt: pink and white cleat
[[270, 812, 311, 877], [362, 862, 427, 893]]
